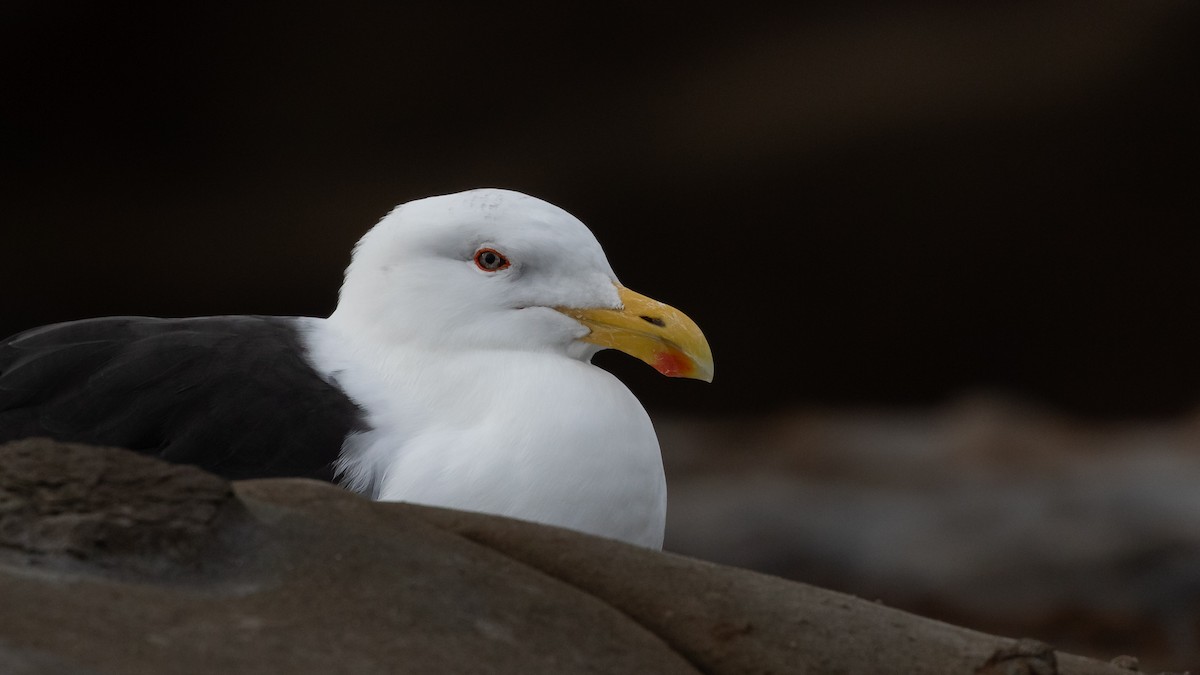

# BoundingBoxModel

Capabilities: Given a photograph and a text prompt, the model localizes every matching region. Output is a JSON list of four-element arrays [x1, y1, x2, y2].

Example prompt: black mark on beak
[[640, 315, 666, 328]]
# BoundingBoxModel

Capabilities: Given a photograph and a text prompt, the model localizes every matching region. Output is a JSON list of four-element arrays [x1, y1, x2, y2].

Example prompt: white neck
[[302, 318, 667, 548]]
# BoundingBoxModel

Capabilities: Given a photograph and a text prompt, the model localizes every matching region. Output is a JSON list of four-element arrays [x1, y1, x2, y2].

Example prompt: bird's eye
[[473, 248, 510, 272]]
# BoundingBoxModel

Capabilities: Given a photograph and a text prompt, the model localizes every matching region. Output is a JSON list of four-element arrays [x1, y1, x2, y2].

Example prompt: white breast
[[303, 319, 668, 548]]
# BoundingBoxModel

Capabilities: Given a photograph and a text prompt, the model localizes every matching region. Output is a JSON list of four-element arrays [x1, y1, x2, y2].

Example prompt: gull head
[[331, 188, 713, 381]]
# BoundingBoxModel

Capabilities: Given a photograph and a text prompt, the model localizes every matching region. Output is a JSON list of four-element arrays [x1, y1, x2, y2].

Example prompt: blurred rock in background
[[660, 398, 1200, 671]]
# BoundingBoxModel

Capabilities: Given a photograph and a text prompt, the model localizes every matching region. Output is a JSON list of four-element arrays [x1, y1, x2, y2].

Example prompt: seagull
[[0, 189, 713, 548]]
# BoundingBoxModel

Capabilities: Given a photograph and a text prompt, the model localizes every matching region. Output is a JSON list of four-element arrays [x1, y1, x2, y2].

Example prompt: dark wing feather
[[0, 316, 365, 481]]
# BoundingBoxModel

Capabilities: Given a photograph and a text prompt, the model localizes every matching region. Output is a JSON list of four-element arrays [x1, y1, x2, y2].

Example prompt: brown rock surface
[[0, 438, 238, 574], [0, 438, 1136, 674]]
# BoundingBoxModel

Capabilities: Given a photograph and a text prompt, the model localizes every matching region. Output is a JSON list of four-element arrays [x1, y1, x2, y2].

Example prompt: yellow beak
[[557, 285, 714, 382]]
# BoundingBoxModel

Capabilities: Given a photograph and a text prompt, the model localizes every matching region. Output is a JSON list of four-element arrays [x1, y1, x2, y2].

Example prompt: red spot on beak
[[653, 350, 692, 378]]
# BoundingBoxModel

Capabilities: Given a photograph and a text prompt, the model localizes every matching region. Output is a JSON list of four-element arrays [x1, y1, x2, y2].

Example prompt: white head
[[329, 188, 712, 380]]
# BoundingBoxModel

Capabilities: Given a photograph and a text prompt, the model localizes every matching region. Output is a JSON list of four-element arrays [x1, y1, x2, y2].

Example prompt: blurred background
[[2, 1, 1198, 669]]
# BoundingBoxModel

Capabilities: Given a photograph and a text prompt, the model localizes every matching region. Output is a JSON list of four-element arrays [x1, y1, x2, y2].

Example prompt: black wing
[[0, 316, 365, 481]]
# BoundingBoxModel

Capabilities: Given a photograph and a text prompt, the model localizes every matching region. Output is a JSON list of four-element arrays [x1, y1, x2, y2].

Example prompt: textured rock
[[0, 438, 238, 575], [0, 439, 1137, 674]]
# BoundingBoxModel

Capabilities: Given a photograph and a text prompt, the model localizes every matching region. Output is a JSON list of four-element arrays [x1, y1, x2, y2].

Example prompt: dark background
[[2, 1, 1198, 419]]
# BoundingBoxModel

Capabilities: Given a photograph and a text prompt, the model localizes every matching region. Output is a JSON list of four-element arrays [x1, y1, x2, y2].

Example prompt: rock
[[0, 437, 238, 575], [975, 639, 1057, 675], [0, 438, 1136, 674], [656, 401, 1200, 671]]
